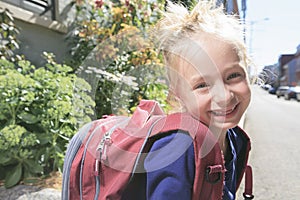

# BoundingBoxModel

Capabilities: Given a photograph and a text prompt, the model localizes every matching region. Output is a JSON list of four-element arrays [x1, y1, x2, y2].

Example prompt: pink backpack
[[62, 100, 254, 200], [62, 100, 166, 199]]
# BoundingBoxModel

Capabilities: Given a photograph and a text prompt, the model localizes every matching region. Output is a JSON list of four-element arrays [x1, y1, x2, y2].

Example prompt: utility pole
[[241, 0, 247, 43]]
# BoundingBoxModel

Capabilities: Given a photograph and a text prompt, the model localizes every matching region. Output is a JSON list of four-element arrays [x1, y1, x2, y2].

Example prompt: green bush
[[0, 8, 20, 62], [66, 0, 171, 118], [0, 54, 95, 188]]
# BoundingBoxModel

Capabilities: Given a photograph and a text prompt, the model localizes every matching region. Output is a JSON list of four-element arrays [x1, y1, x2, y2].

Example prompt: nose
[[210, 82, 234, 106]]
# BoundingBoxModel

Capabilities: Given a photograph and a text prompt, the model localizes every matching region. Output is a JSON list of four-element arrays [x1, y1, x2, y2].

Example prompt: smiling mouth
[[211, 104, 238, 116]]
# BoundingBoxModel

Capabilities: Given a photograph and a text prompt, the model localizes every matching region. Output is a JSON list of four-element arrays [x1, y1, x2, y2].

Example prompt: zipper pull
[[94, 159, 100, 176], [101, 137, 112, 161]]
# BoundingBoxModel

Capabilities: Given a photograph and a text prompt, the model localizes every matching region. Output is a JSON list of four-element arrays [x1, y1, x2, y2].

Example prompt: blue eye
[[195, 82, 209, 89], [227, 72, 242, 80]]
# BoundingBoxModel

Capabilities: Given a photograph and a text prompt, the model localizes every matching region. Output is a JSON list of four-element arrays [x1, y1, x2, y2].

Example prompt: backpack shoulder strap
[[62, 121, 94, 199], [129, 100, 164, 128]]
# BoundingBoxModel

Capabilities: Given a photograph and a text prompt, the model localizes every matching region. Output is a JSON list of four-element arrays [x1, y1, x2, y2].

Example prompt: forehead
[[172, 35, 240, 76]]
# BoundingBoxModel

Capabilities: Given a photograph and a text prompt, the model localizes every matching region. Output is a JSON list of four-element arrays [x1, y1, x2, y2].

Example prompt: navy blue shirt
[[144, 129, 243, 200]]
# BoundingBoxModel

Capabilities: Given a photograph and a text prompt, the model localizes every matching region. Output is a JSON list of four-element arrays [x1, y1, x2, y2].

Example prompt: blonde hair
[[152, 0, 250, 111], [155, 0, 249, 64], [155, 0, 246, 54]]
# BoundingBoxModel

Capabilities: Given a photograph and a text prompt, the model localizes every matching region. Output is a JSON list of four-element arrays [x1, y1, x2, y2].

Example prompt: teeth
[[212, 111, 228, 116], [212, 107, 235, 116]]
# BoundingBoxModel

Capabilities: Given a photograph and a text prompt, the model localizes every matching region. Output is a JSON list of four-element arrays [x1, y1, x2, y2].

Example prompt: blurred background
[[0, 0, 299, 199]]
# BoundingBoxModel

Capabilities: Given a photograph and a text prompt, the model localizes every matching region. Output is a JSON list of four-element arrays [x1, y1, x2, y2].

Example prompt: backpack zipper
[[93, 118, 130, 199], [96, 118, 129, 161], [94, 159, 100, 200], [79, 117, 128, 200]]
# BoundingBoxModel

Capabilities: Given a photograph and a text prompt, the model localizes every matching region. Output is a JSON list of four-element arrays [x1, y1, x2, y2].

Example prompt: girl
[[143, 1, 252, 199], [62, 1, 253, 200]]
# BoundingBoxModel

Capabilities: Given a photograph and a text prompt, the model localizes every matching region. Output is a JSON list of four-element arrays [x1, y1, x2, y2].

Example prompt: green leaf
[[0, 166, 5, 179], [0, 154, 12, 165], [36, 133, 51, 145], [24, 159, 43, 174], [17, 112, 39, 124], [5, 163, 22, 188], [54, 145, 63, 153]]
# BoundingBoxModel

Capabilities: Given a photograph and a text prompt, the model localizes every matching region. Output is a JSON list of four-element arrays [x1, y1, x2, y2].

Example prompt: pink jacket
[[145, 113, 251, 200]]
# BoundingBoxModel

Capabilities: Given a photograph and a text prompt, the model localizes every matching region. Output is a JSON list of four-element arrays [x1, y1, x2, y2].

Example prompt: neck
[[218, 132, 228, 155], [210, 127, 228, 154]]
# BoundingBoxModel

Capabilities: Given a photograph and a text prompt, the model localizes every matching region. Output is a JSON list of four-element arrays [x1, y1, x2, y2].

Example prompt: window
[[1, 0, 58, 20]]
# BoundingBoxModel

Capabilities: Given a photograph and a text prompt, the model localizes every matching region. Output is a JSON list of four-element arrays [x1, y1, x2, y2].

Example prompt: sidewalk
[[239, 113, 246, 129]]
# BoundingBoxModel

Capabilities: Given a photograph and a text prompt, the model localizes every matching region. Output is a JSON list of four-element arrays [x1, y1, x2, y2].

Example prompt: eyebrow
[[189, 62, 244, 84], [223, 62, 246, 73], [189, 74, 207, 86]]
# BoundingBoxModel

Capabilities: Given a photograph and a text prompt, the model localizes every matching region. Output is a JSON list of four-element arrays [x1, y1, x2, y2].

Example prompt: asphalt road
[[237, 85, 300, 200]]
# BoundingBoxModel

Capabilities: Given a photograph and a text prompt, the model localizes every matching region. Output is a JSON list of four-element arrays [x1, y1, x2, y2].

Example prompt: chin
[[210, 121, 240, 133]]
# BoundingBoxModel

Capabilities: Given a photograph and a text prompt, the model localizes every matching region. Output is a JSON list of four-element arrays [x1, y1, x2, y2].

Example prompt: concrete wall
[[14, 19, 69, 66], [0, 0, 76, 67]]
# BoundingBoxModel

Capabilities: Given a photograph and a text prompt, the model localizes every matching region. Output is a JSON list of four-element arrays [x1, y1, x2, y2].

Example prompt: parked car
[[297, 93, 300, 102], [284, 86, 300, 101], [268, 86, 277, 95], [262, 84, 271, 90], [276, 86, 289, 98]]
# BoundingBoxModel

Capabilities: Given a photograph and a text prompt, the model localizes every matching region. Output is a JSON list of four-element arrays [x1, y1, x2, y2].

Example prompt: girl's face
[[173, 36, 251, 132]]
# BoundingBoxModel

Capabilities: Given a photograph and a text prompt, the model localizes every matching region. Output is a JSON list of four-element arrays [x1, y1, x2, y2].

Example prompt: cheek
[[241, 83, 251, 97], [184, 93, 211, 117], [244, 86, 251, 106], [235, 82, 251, 103], [175, 79, 194, 101], [181, 92, 199, 110]]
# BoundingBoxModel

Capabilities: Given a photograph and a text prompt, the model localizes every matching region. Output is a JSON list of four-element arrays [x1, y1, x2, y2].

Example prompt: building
[[278, 54, 295, 86], [0, 0, 75, 66], [278, 45, 300, 86]]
